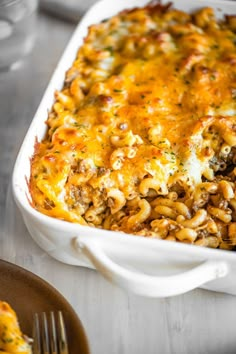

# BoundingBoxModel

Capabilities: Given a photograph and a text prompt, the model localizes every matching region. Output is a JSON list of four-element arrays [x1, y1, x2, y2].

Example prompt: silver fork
[[33, 311, 69, 354]]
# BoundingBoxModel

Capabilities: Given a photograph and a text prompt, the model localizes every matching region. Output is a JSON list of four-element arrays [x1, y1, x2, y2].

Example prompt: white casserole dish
[[12, 0, 236, 298]]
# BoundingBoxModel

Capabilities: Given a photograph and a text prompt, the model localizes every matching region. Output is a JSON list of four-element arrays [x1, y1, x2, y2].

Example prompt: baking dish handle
[[75, 236, 229, 297]]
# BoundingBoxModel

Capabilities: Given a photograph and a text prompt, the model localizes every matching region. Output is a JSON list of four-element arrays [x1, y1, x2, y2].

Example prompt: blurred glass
[[0, 0, 38, 71]]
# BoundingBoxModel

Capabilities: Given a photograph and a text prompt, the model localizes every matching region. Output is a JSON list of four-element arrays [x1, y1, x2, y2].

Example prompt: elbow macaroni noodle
[[30, 3, 236, 250]]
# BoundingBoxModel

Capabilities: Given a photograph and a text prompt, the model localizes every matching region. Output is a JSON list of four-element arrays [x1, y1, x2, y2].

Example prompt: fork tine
[[33, 313, 41, 354], [58, 311, 69, 354], [33, 312, 69, 354], [50, 312, 58, 354], [42, 313, 50, 354]]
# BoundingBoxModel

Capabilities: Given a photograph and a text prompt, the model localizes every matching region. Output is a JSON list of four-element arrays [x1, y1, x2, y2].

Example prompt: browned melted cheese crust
[[30, 3, 236, 249], [0, 302, 31, 354]]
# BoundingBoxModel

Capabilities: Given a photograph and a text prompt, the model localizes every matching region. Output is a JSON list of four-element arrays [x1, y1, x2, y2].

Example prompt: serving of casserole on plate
[[0, 301, 32, 354], [12, 0, 236, 297]]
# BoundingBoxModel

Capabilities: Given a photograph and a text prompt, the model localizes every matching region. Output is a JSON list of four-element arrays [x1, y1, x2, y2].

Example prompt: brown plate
[[0, 259, 90, 354]]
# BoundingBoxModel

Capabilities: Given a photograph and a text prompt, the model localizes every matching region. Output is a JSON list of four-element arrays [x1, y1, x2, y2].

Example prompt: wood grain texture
[[1, 9, 236, 354]]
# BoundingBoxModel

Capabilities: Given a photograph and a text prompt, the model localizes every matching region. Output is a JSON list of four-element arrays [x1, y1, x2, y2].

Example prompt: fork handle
[[75, 235, 229, 298]]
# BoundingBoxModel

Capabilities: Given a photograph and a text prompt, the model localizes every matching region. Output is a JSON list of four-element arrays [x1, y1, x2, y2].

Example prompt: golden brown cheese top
[[0, 302, 31, 354], [30, 3, 236, 249]]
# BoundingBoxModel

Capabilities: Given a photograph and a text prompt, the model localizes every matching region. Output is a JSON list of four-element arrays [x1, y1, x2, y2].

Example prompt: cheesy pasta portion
[[30, 2, 236, 249], [0, 301, 31, 354]]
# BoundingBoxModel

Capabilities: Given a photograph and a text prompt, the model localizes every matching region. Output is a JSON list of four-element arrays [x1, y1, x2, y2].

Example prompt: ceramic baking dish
[[12, 0, 236, 298]]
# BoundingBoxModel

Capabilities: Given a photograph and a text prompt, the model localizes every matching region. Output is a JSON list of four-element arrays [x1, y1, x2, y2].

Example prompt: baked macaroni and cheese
[[30, 2, 236, 249], [0, 301, 31, 354]]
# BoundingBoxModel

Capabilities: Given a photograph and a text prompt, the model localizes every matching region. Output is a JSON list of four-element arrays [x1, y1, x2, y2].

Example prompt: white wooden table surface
[[1, 7, 236, 354]]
